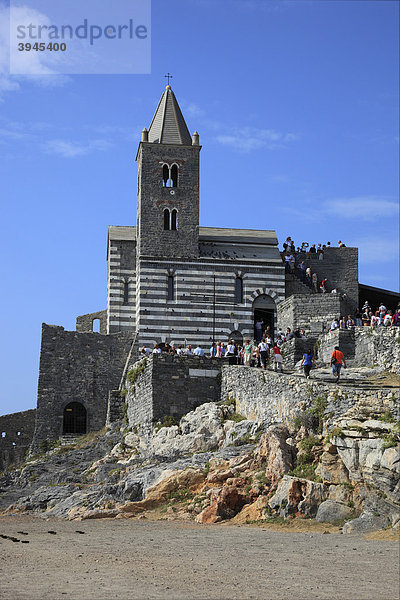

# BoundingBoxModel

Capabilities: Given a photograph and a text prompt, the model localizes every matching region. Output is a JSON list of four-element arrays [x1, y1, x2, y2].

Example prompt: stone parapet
[[221, 366, 398, 427], [126, 354, 223, 429], [277, 294, 345, 334], [0, 409, 36, 471]]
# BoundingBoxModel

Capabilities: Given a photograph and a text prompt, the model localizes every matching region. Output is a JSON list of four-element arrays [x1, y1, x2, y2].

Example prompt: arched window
[[162, 164, 169, 187], [168, 275, 175, 301], [171, 164, 178, 188], [123, 280, 129, 305], [235, 277, 243, 304], [164, 208, 170, 230], [92, 318, 100, 332], [171, 209, 177, 230], [63, 402, 87, 434]]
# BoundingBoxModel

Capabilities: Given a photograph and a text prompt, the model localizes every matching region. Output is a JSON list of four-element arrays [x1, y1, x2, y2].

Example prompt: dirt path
[[0, 515, 399, 600]]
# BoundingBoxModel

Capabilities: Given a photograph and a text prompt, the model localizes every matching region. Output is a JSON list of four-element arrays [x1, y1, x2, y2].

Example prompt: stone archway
[[63, 402, 87, 435], [252, 293, 277, 341]]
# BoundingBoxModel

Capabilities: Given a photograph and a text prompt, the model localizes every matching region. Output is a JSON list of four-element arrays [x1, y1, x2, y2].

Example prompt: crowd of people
[[329, 301, 400, 331], [139, 325, 310, 373], [282, 236, 348, 297], [282, 236, 346, 256]]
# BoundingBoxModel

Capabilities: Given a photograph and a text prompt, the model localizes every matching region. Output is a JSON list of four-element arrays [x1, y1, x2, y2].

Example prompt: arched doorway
[[253, 294, 276, 340], [63, 402, 87, 435]]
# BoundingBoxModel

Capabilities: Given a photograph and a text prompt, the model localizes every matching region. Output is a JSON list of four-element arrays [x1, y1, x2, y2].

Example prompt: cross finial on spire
[[164, 72, 173, 86]]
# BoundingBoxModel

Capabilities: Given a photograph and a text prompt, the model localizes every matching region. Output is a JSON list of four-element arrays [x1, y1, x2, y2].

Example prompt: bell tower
[[136, 85, 201, 259]]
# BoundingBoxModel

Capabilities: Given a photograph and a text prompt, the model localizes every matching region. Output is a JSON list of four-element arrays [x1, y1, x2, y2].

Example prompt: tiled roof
[[147, 86, 192, 145]]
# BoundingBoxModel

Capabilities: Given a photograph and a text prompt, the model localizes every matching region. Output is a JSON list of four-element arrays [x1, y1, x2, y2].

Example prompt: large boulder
[[120, 468, 204, 515], [148, 404, 226, 460], [315, 500, 354, 523], [231, 496, 269, 524], [196, 485, 247, 524], [315, 450, 350, 484], [268, 475, 328, 518], [253, 425, 295, 483]]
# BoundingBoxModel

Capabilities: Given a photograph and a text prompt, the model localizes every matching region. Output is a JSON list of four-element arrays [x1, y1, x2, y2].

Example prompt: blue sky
[[0, 0, 399, 416]]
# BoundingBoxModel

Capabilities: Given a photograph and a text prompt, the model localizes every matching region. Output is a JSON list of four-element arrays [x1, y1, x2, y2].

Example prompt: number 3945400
[[18, 42, 66, 51]]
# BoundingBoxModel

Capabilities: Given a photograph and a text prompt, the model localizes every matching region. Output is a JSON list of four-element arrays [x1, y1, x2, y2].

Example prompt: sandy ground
[[0, 516, 399, 600]]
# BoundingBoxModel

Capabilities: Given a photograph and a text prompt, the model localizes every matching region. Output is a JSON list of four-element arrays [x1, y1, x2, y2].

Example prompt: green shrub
[[378, 410, 395, 423], [225, 412, 246, 423], [154, 415, 178, 432], [126, 359, 147, 386]]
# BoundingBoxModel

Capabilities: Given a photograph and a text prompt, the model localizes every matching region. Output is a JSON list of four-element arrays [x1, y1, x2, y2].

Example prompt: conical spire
[[147, 85, 192, 145]]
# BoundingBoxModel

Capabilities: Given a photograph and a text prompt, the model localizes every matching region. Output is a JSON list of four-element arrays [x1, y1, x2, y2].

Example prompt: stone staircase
[[285, 273, 313, 297]]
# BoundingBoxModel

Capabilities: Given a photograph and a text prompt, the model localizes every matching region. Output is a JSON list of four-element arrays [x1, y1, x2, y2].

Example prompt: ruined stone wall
[[277, 294, 344, 334], [353, 327, 400, 372], [76, 310, 107, 334], [221, 367, 398, 427], [31, 324, 133, 450], [316, 329, 356, 364], [0, 409, 36, 471], [126, 354, 222, 429], [280, 336, 318, 366], [317, 326, 400, 372]]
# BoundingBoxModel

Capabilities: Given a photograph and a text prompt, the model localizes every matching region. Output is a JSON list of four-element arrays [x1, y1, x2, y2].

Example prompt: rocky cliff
[[1, 367, 399, 533]]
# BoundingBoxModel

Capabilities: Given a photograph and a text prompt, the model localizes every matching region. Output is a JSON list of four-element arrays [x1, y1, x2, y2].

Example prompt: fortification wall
[[280, 336, 318, 366], [221, 367, 398, 427], [277, 294, 345, 334], [316, 329, 355, 364], [126, 354, 222, 429], [317, 327, 400, 372], [31, 324, 132, 450], [0, 409, 36, 472], [284, 247, 358, 310], [353, 327, 400, 372], [76, 310, 107, 334]]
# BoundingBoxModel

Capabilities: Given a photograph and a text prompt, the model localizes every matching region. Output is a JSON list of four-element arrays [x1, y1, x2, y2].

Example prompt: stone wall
[[31, 324, 133, 450], [221, 366, 399, 427], [76, 310, 107, 334], [283, 247, 359, 310], [126, 354, 222, 429], [316, 329, 356, 364], [277, 294, 345, 334], [280, 336, 318, 367], [317, 326, 400, 372], [0, 409, 36, 472], [353, 327, 400, 372]]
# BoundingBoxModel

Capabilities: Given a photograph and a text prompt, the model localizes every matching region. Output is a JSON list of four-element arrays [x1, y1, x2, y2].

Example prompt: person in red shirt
[[330, 346, 346, 383]]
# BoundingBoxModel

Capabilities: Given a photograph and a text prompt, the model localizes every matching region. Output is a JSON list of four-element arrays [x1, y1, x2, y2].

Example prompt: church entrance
[[63, 402, 87, 435], [253, 294, 276, 340]]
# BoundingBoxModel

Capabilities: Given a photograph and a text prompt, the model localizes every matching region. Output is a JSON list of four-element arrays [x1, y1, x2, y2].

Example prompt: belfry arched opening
[[63, 402, 87, 435]]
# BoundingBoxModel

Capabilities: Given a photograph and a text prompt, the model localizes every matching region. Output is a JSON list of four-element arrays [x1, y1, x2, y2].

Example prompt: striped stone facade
[[107, 226, 285, 346]]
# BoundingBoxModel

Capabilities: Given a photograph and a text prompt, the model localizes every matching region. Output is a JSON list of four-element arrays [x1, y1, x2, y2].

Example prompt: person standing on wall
[[330, 346, 346, 383]]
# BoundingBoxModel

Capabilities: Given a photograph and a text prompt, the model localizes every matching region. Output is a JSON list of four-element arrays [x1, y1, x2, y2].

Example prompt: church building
[[105, 85, 285, 347]]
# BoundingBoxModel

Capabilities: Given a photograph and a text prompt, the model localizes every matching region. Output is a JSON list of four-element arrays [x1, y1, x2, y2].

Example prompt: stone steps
[[285, 273, 313, 297]]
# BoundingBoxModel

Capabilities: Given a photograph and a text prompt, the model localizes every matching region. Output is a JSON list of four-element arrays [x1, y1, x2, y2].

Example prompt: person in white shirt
[[186, 345, 193, 356], [330, 319, 339, 331], [384, 312, 392, 327], [152, 344, 161, 354], [140, 345, 151, 356], [194, 345, 204, 356], [176, 345, 184, 355], [258, 339, 269, 369]]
